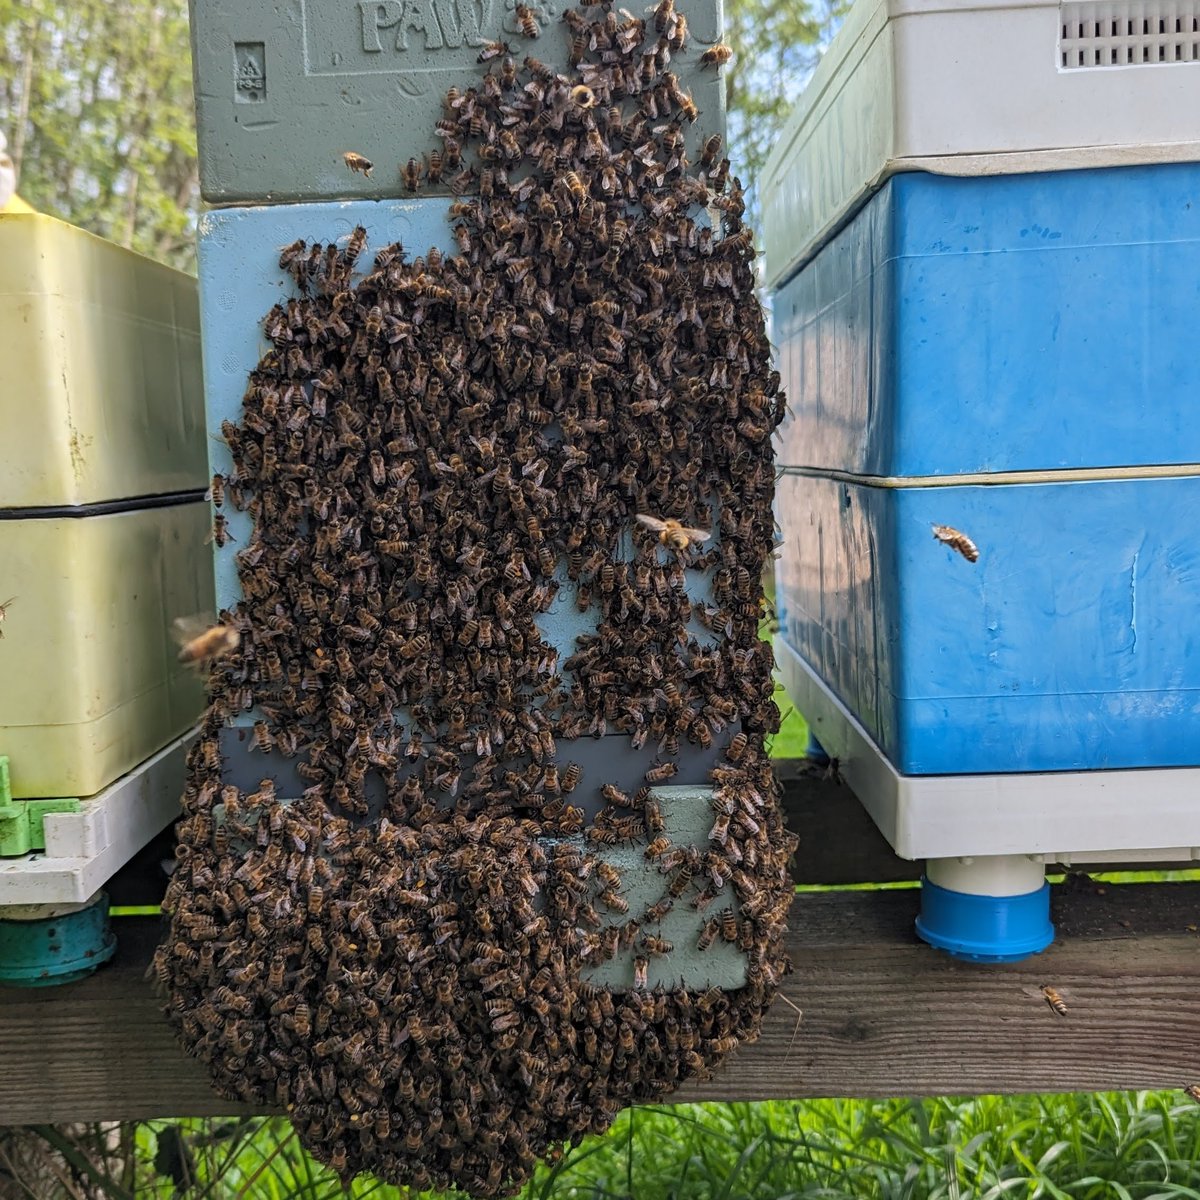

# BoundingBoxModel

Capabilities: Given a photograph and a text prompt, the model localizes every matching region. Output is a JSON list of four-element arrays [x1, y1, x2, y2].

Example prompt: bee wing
[[680, 527, 712, 542], [635, 513, 668, 533], [171, 612, 219, 647]]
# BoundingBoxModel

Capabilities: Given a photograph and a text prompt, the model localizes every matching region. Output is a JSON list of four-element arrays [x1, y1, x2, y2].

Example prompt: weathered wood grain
[[4, 882, 1200, 1121]]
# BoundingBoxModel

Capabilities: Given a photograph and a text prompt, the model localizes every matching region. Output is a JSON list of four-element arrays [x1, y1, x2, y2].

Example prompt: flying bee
[[402, 157, 424, 193], [636, 512, 712, 552], [173, 615, 241, 668], [931, 524, 979, 563], [1041, 985, 1068, 1016], [1185, 1084, 1200, 1103], [342, 151, 374, 176], [515, 2, 540, 36], [699, 43, 733, 66], [478, 38, 510, 60]]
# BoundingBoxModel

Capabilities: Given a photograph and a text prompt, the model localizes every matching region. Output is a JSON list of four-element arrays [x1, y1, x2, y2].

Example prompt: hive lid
[[763, 0, 1200, 289], [189, 0, 726, 204]]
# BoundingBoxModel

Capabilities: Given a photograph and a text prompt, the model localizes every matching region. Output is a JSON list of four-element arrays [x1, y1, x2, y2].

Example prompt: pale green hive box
[[0, 214, 211, 799], [0, 213, 206, 508], [0, 503, 212, 800]]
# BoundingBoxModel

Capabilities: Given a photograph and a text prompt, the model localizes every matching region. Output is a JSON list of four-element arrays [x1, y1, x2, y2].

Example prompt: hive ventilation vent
[[1060, 1, 1200, 66]]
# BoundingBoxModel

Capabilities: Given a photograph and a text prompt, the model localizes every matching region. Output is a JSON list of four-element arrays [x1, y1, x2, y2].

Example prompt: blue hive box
[[771, 163, 1200, 776], [773, 164, 1200, 476], [197, 199, 724, 771], [775, 471, 1200, 775]]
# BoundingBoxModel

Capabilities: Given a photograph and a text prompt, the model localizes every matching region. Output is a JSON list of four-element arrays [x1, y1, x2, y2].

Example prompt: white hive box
[[762, 0, 1200, 288]]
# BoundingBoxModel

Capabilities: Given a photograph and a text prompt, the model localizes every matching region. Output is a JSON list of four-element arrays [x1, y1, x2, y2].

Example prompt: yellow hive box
[[0, 502, 212, 799], [0, 212, 206, 507]]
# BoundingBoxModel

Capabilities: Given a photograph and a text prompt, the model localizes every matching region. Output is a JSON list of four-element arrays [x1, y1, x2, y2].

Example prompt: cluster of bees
[[157, 0, 794, 1192]]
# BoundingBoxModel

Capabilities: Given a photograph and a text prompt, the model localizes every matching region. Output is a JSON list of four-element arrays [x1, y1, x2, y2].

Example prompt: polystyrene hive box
[[198, 200, 746, 987], [198, 198, 729, 786], [0, 502, 212, 799], [771, 164, 1200, 477], [761, 0, 1200, 289], [0, 213, 206, 508], [187, 0, 725, 205], [774, 470, 1200, 775]]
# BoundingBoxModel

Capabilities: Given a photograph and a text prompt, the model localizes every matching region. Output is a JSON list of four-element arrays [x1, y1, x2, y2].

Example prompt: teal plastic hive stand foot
[[0, 893, 117, 987]]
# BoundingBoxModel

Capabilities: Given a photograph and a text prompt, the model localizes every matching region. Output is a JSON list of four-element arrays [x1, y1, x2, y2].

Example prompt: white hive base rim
[[775, 637, 1200, 867], [0, 732, 194, 907]]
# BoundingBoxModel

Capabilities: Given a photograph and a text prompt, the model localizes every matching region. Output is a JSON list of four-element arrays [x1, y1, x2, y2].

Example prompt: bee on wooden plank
[[1041, 985, 1068, 1016]]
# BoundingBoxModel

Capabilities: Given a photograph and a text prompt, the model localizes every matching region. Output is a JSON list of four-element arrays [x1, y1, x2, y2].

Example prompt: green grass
[[127, 1092, 1200, 1199], [768, 682, 810, 760]]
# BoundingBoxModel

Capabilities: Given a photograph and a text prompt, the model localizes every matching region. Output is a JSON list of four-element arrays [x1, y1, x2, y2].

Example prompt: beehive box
[[771, 164, 1200, 476], [0, 502, 213, 798], [0, 213, 206, 507], [761, 0, 1200, 289], [199, 198, 729, 793], [188, 0, 725, 204], [774, 470, 1200, 775], [197, 198, 749, 989]]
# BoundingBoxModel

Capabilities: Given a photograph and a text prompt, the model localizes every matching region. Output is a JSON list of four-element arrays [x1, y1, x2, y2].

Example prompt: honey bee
[[644, 761, 678, 784], [1041, 985, 1068, 1016], [931, 524, 979, 563], [644, 835, 671, 860], [173, 616, 241, 667], [1185, 1084, 1200, 1103], [563, 171, 587, 201], [515, 3, 540, 37], [342, 151, 374, 177], [644, 796, 665, 834], [700, 133, 722, 169], [478, 39, 511, 60], [402, 156, 425, 193], [699, 43, 733, 66], [571, 84, 597, 109], [635, 512, 712, 552]]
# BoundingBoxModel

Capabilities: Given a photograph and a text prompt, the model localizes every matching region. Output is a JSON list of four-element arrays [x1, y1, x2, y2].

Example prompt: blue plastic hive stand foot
[[0, 893, 117, 987], [916, 877, 1054, 964]]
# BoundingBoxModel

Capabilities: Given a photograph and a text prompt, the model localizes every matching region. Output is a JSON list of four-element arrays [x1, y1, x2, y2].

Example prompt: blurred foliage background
[[0, 0, 845, 272]]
